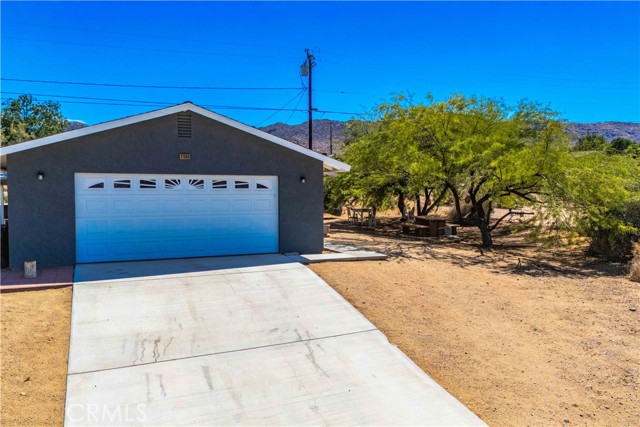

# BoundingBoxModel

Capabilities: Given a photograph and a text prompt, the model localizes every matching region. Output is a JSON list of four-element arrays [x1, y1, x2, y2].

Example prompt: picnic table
[[402, 216, 455, 237], [347, 207, 376, 227]]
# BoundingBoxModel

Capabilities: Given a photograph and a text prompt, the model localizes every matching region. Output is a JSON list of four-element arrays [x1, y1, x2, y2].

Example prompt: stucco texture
[[7, 112, 324, 270]]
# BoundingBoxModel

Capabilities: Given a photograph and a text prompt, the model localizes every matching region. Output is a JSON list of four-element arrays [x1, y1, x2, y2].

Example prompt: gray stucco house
[[0, 102, 349, 271]]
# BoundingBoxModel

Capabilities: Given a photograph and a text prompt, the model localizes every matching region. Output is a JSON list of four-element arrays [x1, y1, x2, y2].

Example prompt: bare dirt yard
[[312, 217, 639, 427], [0, 217, 637, 427], [1, 287, 72, 426]]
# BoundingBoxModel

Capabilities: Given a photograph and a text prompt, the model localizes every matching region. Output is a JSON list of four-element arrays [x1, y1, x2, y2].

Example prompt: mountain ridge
[[259, 120, 640, 153], [67, 118, 639, 154]]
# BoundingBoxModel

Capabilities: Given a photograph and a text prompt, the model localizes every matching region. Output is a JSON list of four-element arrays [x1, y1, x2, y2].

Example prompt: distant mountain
[[259, 119, 346, 155], [65, 120, 89, 131], [565, 122, 640, 143], [260, 120, 640, 153]]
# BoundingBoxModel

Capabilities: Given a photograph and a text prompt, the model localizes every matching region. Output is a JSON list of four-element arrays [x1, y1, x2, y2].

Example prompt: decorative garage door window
[[212, 179, 227, 189], [256, 179, 271, 190], [86, 178, 105, 189], [113, 179, 131, 189], [188, 179, 205, 190], [74, 173, 279, 263], [165, 178, 182, 189], [139, 179, 156, 189]]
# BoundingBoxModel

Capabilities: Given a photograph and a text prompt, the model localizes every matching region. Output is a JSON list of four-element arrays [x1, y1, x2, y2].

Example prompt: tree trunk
[[422, 186, 448, 216], [465, 169, 495, 247], [397, 191, 407, 221], [421, 188, 432, 215], [485, 201, 493, 225], [478, 219, 493, 247], [468, 190, 493, 248], [447, 183, 464, 224], [415, 196, 422, 216]]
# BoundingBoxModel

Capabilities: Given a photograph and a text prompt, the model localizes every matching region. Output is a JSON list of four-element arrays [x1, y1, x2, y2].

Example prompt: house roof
[[0, 102, 350, 174]]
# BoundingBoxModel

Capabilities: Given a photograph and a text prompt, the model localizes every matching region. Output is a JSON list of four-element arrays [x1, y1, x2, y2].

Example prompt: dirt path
[[1, 287, 72, 426], [311, 226, 639, 427]]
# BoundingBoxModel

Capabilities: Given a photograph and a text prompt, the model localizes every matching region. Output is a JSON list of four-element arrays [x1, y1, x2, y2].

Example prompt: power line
[[3, 20, 304, 52], [2, 91, 176, 106], [285, 90, 308, 124], [3, 36, 300, 60], [254, 89, 307, 127], [0, 94, 364, 116], [0, 98, 171, 108], [2, 78, 304, 91]]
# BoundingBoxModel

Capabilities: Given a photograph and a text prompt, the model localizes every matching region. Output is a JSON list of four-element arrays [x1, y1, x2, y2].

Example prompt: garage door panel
[[138, 218, 164, 233], [111, 219, 137, 235], [186, 217, 211, 232], [112, 199, 135, 214], [254, 197, 276, 211], [161, 218, 186, 232], [253, 216, 278, 232], [76, 174, 279, 263], [163, 199, 184, 213], [210, 199, 231, 212], [82, 199, 109, 215], [231, 215, 253, 233], [232, 199, 252, 212], [138, 199, 160, 214], [84, 242, 109, 258], [84, 220, 109, 235], [187, 199, 208, 213]]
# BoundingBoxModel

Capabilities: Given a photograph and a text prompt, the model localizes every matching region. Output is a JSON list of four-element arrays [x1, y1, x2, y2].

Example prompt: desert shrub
[[586, 201, 640, 261]]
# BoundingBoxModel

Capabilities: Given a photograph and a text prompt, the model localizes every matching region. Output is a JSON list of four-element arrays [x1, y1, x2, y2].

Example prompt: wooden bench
[[403, 222, 458, 237], [401, 223, 431, 237]]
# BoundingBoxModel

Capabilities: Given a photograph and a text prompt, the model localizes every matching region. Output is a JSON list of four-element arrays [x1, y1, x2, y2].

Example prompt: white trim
[[0, 102, 350, 173]]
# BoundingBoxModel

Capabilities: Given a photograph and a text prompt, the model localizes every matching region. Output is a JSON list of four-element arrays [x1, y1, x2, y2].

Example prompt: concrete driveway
[[65, 254, 484, 426]]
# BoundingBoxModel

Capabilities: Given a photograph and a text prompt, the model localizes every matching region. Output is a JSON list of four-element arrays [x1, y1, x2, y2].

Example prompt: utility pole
[[301, 49, 316, 150], [329, 122, 333, 155]]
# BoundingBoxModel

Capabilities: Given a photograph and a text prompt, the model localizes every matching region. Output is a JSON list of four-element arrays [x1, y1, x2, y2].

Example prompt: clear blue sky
[[2, 1, 639, 126]]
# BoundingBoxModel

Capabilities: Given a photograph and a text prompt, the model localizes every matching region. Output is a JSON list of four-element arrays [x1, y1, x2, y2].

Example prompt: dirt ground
[[0, 287, 72, 426], [311, 219, 639, 427], [0, 218, 638, 427]]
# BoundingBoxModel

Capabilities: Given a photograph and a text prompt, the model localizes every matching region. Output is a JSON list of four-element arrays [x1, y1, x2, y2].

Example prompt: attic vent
[[177, 113, 192, 138]]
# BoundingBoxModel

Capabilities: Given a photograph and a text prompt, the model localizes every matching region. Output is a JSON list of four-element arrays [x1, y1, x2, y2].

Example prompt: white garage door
[[75, 173, 278, 263]]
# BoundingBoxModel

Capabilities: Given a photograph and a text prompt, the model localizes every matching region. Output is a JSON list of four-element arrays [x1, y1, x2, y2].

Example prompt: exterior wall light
[[37, 172, 45, 181], [300, 176, 306, 183]]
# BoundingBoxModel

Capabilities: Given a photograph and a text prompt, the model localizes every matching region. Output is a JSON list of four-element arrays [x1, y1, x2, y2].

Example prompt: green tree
[[573, 134, 607, 151], [327, 94, 640, 254], [606, 137, 639, 156], [1, 94, 69, 146], [552, 152, 640, 260], [327, 94, 570, 246], [326, 98, 427, 219], [414, 96, 569, 247], [608, 137, 634, 153]]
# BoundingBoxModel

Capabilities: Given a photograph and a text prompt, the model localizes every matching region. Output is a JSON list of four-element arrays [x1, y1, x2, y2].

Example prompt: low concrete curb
[[288, 243, 388, 264]]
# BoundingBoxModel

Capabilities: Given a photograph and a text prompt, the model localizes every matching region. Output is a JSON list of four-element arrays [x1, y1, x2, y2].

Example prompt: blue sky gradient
[[2, 1, 639, 126]]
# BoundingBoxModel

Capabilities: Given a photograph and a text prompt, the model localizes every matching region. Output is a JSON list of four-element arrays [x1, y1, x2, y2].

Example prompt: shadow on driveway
[[74, 253, 299, 283]]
